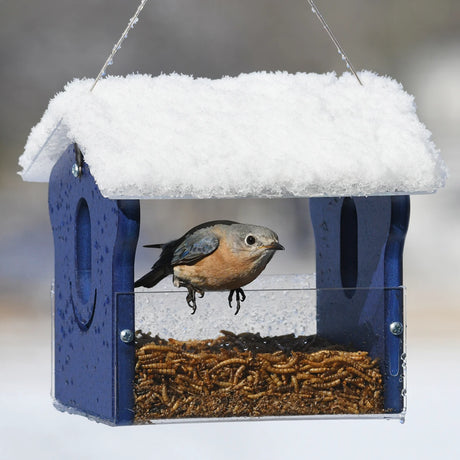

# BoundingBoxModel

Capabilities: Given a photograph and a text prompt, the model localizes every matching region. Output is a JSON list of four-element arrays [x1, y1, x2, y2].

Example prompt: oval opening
[[340, 197, 358, 298], [76, 199, 92, 303]]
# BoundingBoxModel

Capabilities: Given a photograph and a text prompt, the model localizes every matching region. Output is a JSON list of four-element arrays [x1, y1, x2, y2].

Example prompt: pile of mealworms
[[134, 331, 383, 422]]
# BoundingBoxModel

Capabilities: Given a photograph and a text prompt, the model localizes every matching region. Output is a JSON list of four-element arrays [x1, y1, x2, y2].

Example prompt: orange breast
[[173, 237, 263, 291]]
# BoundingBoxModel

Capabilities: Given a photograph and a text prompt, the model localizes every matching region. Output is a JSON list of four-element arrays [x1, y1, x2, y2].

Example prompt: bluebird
[[134, 220, 284, 314]]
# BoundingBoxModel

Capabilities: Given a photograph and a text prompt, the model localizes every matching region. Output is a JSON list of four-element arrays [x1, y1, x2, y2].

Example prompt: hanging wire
[[91, 0, 362, 91], [90, 0, 151, 92], [306, 0, 363, 85]]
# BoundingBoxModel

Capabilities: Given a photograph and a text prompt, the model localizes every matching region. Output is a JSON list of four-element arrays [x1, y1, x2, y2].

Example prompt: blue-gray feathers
[[171, 232, 219, 266]]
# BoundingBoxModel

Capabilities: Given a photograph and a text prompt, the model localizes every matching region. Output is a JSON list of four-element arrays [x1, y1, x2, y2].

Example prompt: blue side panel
[[310, 196, 409, 413], [384, 196, 410, 412], [49, 144, 140, 424]]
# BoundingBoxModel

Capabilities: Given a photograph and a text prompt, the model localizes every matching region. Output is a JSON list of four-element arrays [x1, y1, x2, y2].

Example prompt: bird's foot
[[186, 286, 197, 314], [228, 288, 246, 315], [185, 285, 204, 314]]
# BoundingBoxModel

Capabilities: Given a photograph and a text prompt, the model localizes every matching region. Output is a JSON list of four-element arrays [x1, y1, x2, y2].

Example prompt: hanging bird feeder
[[18, 0, 446, 425]]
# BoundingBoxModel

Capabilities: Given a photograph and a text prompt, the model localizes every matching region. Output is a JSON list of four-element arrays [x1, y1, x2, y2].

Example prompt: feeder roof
[[19, 71, 446, 199]]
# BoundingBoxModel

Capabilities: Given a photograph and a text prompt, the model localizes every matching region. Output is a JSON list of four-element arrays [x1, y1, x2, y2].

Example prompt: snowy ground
[[1, 312, 458, 460]]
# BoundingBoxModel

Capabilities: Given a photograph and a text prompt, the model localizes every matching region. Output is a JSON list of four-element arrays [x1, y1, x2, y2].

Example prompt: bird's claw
[[228, 288, 246, 315], [186, 286, 198, 314], [185, 285, 204, 314]]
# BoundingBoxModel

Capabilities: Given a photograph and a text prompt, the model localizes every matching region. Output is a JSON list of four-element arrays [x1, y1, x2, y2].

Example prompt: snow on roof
[[19, 71, 446, 199]]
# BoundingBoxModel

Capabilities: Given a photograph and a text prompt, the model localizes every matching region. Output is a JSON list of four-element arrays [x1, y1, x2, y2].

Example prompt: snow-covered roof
[[19, 71, 446, 199]]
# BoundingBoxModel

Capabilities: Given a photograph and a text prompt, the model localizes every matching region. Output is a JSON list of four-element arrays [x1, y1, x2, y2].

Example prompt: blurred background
[[1, 1, 459, 458]]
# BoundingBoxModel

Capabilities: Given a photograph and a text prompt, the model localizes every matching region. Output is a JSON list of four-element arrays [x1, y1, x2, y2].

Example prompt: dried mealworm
[[148, 368, 177, 375], [144, 362, 178, 370], [169, 399, 181, 415], [246, 391, 267, 399], [291, 375, 299, 393], [346, 366, 375, 383], [273, 355, 299, 368], [233, 365, 246, 384], [214, 381, 233, 388], [210, 358, 248, 373], [308, 378, 341, 389], [140, 344, 175, 352], [265, 365, 297, 374], [295, 373, 314, 381], [161, 384, 170, 405], [270, 373, 283, 387], [308, 367, 329, 373]]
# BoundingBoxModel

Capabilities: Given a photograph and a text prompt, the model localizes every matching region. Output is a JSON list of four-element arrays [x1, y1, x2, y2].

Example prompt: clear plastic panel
[[135, 274, 317, 340], [122, 276, 406, 423]]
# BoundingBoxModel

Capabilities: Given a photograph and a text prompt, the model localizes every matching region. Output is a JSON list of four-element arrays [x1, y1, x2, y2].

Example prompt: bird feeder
[[19, 71, 446, 425]]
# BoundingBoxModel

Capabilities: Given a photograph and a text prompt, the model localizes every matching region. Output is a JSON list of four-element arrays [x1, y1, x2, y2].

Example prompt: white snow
[[19, 71, 446, 198]]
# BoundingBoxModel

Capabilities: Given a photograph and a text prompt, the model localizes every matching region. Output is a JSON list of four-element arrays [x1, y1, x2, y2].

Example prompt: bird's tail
[[134, 266, 170, 288]]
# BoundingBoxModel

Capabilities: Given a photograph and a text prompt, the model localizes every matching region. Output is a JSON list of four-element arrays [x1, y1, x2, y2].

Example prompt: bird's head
[[225, 223, 284, 263]]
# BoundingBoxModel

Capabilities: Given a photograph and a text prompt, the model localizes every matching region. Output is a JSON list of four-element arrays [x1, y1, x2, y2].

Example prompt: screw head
[[71, 163, 81, 178], [120, 329, 134, 343], [390, 321, 404, 336]]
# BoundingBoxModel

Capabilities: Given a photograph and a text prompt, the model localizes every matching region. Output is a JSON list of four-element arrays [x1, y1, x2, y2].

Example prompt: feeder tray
[[120, 279, 403, 423]]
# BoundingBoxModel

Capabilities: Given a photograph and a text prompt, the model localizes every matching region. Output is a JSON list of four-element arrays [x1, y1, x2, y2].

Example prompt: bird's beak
[[265, 242, 285, 251]]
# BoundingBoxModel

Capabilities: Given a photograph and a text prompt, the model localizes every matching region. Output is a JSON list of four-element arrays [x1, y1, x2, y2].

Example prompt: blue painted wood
[[310, 195, 409, 413], [49, 144, 140, 424], [384, 196, 410, 412]]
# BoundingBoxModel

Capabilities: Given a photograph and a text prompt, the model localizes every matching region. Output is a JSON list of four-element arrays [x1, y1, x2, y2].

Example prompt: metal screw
[[71, 163, 81, 178], [120, 329, 134, 343], [390, 321, 404, 336]]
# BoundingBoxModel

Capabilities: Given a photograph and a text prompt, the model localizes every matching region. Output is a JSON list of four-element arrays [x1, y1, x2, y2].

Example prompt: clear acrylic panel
[[135, 274, 317, 340], [117, 275, 406, 423]]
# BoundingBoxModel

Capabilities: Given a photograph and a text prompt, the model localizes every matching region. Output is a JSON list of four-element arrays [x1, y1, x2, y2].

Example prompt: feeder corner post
[[309, 195, 410, 413], [48, 144, 140, 424]]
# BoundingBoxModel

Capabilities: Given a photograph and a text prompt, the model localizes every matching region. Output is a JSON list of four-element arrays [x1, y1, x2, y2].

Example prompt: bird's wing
[[171, 230, 219, 266]]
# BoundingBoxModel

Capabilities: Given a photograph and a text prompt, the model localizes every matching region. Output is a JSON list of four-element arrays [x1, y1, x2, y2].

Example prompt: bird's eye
[[245, 235, 256, 245]]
